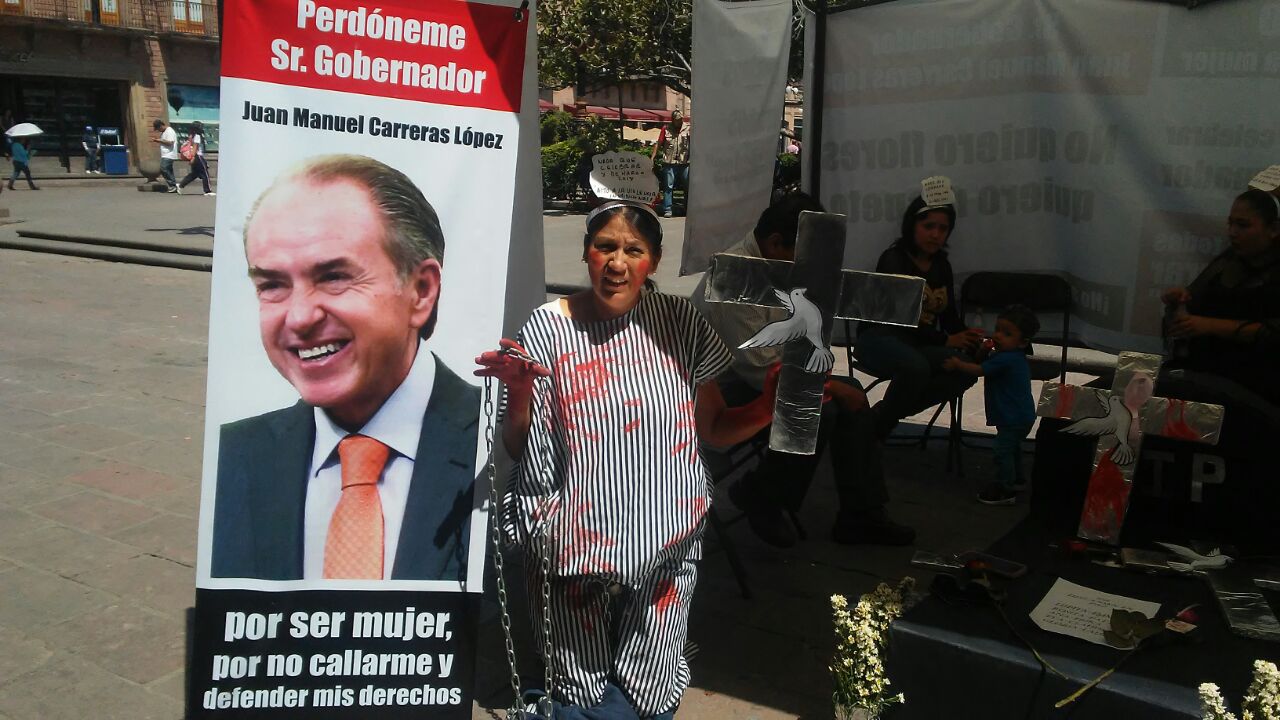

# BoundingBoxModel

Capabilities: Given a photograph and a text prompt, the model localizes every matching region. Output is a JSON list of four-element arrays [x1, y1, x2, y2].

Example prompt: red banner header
[[222, 0, 527, 113]]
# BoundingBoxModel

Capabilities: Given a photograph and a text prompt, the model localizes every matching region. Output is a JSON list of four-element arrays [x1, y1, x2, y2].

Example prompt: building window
[[82, 0, 121, 25], [793, 118, 804, 136], [173, 1, 206, 32], [167, 84, 220, 152]]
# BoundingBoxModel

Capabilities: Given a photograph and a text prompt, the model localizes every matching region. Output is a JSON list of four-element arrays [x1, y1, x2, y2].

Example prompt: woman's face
[[1227, 199, 1279, 259], [912, 210, 952, 257], [583, 213, 659, 319]]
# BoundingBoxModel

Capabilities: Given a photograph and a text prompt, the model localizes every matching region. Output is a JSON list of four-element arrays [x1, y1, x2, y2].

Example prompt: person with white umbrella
[[4, 122, 42, 192]]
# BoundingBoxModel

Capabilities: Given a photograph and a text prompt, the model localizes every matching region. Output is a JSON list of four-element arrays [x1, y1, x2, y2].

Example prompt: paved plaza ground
[[0, 184, 1097, 718]]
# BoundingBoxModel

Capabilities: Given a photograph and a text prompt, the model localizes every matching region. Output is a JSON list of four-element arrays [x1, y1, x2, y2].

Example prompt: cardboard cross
[[704, 211, 925, 454], [1036, 351, 1225, 545]]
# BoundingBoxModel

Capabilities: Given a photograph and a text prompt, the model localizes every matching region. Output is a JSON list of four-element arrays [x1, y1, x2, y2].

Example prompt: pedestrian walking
[[650, 110, 690, 217], [82, 125, 101, 174], [8, 137, 38, 190], [177, 120, 214, 196], [153, 119, 179, 192]]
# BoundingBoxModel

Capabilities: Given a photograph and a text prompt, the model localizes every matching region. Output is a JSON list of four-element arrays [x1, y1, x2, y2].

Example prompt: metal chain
[[483, 364, 559, 719], [527, 378, 557, 719], [482, 376, 525, 719]]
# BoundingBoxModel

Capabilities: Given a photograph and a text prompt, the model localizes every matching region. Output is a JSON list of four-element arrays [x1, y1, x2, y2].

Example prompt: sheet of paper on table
[[1029, 578, 1162, 648]]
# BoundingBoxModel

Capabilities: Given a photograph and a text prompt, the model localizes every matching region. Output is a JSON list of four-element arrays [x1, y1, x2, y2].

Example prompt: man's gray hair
[[246, 154, 446, 336]]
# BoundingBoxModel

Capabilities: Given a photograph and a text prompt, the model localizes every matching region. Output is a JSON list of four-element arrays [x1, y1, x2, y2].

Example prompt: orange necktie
[[323, 434, 390, 579]]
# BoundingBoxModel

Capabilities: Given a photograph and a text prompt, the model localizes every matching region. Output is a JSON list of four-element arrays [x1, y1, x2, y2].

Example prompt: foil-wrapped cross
[[1036, 351, 1225, 545], [704, 211, 925, 455]]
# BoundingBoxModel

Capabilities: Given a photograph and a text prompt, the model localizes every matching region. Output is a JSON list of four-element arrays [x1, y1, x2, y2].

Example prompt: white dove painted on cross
[[704, 211, 926, 454], [1036, 351, 1225, 545], [740, 288, 834, 374]]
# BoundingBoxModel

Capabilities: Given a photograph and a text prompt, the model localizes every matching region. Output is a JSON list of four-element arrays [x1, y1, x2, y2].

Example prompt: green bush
[[539, 110, 575, 145], [541, 140, 585, 199], [538, 114, 662, 200], [775, 152, 801, 187]]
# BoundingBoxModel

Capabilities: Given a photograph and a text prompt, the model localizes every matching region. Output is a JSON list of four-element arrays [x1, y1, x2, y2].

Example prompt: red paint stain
[[552, 489, 617, 575], [1055, 383, 1077, 419], [670, 400, 698, 463], [1160, 399, 1200, 441], [1079, 447, 1130, 541], [652, 578, 678, 621], [566, 581, 601, 634]]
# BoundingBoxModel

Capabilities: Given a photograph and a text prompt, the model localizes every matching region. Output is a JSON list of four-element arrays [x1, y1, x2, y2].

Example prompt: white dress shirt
[[303, 340, 436, 580]]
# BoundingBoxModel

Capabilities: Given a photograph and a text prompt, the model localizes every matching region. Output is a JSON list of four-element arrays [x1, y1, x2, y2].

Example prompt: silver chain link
[[483, 366, 558, 719], [482, 377, 525, 719]]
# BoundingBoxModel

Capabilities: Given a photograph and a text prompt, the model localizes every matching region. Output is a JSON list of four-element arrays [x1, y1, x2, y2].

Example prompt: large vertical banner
[[190, 0, 532, 716], [680, 0, 793, 275], [812, 0, 1279, 351]]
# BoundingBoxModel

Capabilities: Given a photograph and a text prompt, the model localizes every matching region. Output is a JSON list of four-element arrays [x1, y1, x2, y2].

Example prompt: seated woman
[[856, 194, 982, 438], [1162, 188, 1280, 414]]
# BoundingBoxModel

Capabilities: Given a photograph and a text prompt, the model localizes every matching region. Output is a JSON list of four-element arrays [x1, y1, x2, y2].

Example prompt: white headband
[[586, 199, 663, 233]]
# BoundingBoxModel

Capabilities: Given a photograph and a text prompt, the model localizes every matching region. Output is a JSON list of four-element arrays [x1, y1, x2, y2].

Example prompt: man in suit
[[212, 154, 478, 582]]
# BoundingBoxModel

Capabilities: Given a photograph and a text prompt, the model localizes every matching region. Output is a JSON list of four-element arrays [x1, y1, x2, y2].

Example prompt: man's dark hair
[[999, 304, 1040, 344], [753, 191, 825, 247], [246, 154, 446, 339], [153, 119, 165, 131]]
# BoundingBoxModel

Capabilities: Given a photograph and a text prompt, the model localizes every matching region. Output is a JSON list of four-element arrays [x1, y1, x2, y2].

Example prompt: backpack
[[179, 137, 197, 162]]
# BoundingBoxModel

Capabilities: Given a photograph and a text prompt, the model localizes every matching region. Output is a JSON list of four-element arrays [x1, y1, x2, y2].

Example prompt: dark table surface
[[887, 519, 1280, 720]]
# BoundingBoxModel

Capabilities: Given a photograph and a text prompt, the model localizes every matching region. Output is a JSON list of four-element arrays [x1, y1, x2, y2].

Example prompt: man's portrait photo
[[210, 154, 479, 582]]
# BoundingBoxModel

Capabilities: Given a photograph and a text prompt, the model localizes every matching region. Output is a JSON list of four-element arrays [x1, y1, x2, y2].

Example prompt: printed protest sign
[[190, 0, 532, 716]]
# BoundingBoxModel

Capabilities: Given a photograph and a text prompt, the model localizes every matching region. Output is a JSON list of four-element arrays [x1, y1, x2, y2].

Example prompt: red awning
[[538, 99, 555, 113], [580, 105, 663, 122]]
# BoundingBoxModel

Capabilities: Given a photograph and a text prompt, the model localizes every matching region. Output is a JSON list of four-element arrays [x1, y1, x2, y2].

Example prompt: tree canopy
[[537, 0, 694, 95], [537, 0, 807, 96]]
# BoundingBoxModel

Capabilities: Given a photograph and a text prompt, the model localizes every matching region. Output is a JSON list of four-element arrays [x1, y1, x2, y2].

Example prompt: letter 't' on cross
[[704, 211, 926, 455], [1036, 351, 1225, 545]]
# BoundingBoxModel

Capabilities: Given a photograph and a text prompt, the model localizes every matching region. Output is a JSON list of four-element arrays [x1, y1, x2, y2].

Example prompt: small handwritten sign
[[920, 175, 956, 209], [1248, 165, 1280, 192], [590, 151, 659, 204]]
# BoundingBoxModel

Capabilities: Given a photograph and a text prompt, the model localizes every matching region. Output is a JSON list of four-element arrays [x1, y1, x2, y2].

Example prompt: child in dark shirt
[[943, 305, 1040, 505]]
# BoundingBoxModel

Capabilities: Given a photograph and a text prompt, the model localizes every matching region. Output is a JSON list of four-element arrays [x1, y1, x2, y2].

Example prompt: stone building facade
[[0, 0, 219, 173]]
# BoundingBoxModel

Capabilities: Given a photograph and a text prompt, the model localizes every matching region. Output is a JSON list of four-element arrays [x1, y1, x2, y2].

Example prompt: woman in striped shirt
[[477, 200, 777, 717]]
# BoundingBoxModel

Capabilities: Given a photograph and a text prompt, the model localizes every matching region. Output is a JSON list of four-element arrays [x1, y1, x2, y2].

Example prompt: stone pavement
[[0, 185, 1102, 719]]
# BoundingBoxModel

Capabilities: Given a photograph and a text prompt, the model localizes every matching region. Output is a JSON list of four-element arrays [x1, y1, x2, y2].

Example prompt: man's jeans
[[159, 158, 177, 188], [660, 163, 688, 215]]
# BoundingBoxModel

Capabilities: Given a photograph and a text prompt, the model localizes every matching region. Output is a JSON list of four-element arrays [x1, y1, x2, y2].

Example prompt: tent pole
[[808, 0, 827, 200]]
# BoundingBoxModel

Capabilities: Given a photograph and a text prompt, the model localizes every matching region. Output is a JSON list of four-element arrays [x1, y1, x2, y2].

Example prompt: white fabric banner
[[681, 0, 794, 275], [811, 0, 1280, 351]]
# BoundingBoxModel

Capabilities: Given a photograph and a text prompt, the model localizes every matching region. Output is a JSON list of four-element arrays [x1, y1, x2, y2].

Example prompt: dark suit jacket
[[211, 356, 480, 581]]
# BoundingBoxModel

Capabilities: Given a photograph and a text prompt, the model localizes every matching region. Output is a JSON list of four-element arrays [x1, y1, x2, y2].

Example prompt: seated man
[[690, 192, 914, 547]]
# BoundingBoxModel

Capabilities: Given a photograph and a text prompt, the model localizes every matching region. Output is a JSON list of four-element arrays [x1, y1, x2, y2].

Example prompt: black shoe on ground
[[728, 477, 798, 548], [832, 509, 916, 546], [977, 484, 1017, 506]]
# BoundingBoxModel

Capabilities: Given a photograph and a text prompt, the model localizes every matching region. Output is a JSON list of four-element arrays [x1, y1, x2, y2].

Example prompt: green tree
[[538, 0, 693, 96]]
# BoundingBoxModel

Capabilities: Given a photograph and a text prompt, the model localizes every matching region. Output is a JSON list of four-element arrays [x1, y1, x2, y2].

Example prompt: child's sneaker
[[977, 484, 1017, 506]]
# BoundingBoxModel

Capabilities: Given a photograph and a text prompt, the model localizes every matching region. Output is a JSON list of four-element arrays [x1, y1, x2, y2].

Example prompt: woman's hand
[[474, 339, 550, 399], [475, 339, 550, 459], [945, 328, 983, 351], [1167, 314, 1231, 339], [1161, 287, 1191, 306]]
